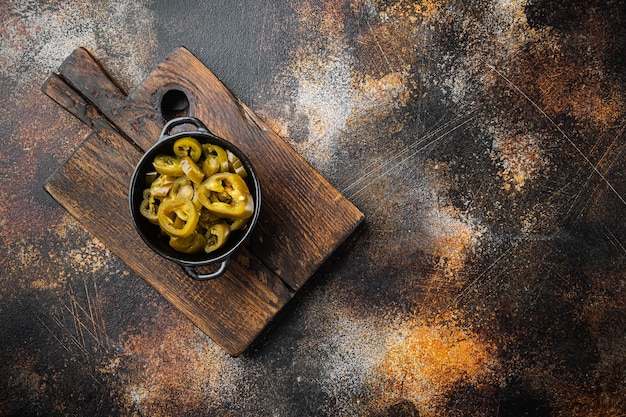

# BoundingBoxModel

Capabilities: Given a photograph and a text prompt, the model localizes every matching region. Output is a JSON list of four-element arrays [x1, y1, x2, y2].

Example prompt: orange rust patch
[[110, 303, 255, 416], [367, 0, 446, 24], [281, 0, 419, 172], [421, 204, 483, 277], [491, 130, 548, 192], [498, 6, 626, 133], [377, 313, 500, 415], [0, 86, 88, 249], [292, 0, 346, 52], [533, 57, 625, 129], [115, 311, 225, 415], [351, 71, 413, 118]]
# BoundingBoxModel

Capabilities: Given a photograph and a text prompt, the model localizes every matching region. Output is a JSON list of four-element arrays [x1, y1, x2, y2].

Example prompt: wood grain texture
[[42, 73, 133, 145], [45, 131, 292, 356], [43, 46, 363, 354]]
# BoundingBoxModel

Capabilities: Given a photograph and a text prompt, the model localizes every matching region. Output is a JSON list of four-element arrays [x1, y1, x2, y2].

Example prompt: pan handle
[[159, 116, 211, 140], [182, 258, 230, 281]]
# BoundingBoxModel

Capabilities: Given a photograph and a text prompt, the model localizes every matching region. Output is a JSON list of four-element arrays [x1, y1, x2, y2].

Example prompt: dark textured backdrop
[[1, 0, 625, 415]]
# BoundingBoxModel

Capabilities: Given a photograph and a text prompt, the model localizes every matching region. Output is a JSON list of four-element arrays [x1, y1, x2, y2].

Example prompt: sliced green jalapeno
[[226, 149, 247, 178], [169, 177, 191, 198], [143, 139, 254, 255], [197, 172, 254, 219], [169, 233, 206, 254], [157, 197, 199, 238], [229, 217, 247, 231], [153, 155, 184, 176], [173, 137, 202, 162], [139, 189, 160, 224], [150, 175, 177, 197], [201, 144, 229, 176], [204, 223, 231, 253], [180, 156, 205, 184]]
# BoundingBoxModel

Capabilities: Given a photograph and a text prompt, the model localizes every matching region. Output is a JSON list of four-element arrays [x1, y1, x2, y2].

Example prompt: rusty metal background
[[1, 0, 625, 415]]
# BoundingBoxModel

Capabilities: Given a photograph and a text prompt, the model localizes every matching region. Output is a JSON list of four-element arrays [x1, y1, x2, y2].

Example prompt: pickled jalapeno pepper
[[196, 172, 254, 219], [157, 197, 199, 238], [139, 139, 254, 254], [204, 223, 231, 253], [173, 137, 202, 162]]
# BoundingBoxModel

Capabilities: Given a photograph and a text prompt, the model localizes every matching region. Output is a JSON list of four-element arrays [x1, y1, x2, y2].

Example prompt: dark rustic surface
[[1, 0, 625, 416]]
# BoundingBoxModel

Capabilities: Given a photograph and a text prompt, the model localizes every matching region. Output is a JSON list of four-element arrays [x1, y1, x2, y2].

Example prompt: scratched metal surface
[[1, 0, 625, 416]]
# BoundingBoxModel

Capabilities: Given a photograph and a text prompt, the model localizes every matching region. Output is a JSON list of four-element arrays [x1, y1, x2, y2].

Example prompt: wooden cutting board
[[42, 47, 364, 356]]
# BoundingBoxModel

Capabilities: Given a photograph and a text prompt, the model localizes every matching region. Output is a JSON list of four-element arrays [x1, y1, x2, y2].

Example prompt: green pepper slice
[[199, 206, 220, 223], [180, 156, 205, 184], [201, 158, 219, 177], [153, 154, 184, 176], [150, 175, 177, 197], [157, 197, 199, 238], [168, 177, 196, 220], [169, 176, 193, 200], [229, 217, 248, 231], [169, 233, 206, 254], [197, 172, 254, 219], [139, 192, 160, 224], [201, 144, 228, 176], [173, 137, 202, 162], [226, 149, 248, 178], [204, 223, 231, 253]]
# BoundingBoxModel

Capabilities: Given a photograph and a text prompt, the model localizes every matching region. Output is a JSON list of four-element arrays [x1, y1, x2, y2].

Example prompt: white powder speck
[[0, 0, 157, 90]]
